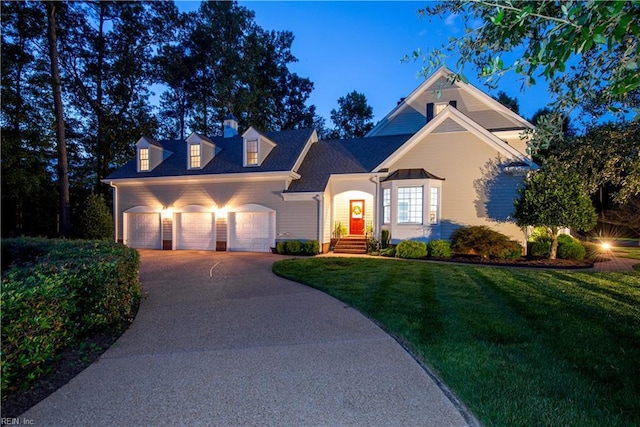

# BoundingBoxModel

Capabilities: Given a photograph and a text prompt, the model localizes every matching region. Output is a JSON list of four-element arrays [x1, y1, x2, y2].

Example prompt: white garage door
[[125, 213, 161, 249], [228, 211, 275, 252], [175, 212, 215, 250]]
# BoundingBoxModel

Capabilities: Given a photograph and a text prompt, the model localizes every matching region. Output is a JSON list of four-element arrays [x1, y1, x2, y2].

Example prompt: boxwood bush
[[427, 239, 452, 258], [451, 226, 522, 259], [276, 240, 319, 256], [528, 234, 586, 260], [1, 238, 140, 395], [396, 240, 427, 259]]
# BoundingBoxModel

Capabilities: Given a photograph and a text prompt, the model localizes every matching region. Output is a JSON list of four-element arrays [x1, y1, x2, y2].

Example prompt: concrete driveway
[[22, 250, 472, 426]]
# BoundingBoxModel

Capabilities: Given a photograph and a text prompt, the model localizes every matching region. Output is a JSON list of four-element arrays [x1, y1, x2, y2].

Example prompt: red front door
[[349, 200, 365, 235]]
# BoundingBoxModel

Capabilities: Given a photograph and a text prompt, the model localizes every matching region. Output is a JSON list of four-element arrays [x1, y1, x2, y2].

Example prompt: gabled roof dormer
[[367, 66, 534, 137], [185, 132, 217, 170], [136, 136, 171, 173], [242, 127, 277, 167]]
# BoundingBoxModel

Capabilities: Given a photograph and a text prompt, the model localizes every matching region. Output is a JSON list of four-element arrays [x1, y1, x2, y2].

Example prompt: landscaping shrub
[[303, 240, 320, 255], [367, 237, 380, 254], [276, 240, 319, 256], [0, 238, 140, 396], [396, 240, 427, 259], [451, 226, 522, 259], [79, 192, 113, 240], [381, 246, 396, 257], [285, 240, 302, 255], [427, 239, 452, 258], [558, 241, 586, 260], [380, 230, 391, 249], [529, 240, 551, 258]]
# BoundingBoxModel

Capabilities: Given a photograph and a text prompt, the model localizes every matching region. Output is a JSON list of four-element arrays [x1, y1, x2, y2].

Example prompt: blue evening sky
[[177, 1, 553, 124]]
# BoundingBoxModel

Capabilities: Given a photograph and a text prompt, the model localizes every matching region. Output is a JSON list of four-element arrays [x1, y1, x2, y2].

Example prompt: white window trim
[[382, 187, 391, 225], [435, 102, 448, 115], [245, 138, 259, 166], [397, 186, 423, 225], [429, 186, 440, 225], [138, 147, 149, 172], [188, 143, 201, 169]]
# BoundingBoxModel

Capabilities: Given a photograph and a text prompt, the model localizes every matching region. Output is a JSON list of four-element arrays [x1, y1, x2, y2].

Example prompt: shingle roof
[[106, 128, 314, 180], [286, 133, 414, 192], [382, 168, 444, 181]]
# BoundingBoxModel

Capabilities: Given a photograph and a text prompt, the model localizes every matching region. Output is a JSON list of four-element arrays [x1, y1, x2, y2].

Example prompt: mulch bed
[[437, 254, 594, 269]]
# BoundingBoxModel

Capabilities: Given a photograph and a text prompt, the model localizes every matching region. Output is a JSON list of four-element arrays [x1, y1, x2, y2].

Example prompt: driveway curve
[[22, 251, 472, 426]]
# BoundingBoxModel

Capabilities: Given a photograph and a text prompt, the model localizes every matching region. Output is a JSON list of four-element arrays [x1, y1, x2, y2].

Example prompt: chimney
[[223, 114, 238, 138]]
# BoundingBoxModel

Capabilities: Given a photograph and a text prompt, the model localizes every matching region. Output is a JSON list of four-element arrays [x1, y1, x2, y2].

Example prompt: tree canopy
[[1, 0, 320, 238], [329, 91, 374, 139], [417, 0, 640, 119], [514, 160, 597, 259]]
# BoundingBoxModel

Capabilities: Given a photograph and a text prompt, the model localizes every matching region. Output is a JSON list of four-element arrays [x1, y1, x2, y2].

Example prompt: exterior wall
[[387, 131, 525, 243], [113, 179, 318, 244], [327, 176, 377, 239]]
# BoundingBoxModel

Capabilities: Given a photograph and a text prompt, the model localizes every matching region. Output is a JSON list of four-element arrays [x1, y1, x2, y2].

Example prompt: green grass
[[273, 258, 640, 427], [613, 246, 640, 260]]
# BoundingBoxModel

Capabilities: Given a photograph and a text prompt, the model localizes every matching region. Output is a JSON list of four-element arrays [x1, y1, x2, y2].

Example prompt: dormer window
[[189, 144, 201, 169], [246, 139, 258, 166], [435, 102, 448, 115], [139, 148, 149, 171]]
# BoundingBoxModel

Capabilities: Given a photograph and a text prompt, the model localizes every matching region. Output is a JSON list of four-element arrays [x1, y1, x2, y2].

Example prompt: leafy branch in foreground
[[415, 0, 640, 119]]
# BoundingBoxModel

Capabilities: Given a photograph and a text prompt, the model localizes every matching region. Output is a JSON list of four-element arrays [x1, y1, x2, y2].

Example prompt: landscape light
[[601, 242, 611, 251]]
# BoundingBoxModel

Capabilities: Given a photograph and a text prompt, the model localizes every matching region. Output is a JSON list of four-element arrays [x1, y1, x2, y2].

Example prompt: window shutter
[[449, 100, 457, 108], [426, 103, 434, 122]]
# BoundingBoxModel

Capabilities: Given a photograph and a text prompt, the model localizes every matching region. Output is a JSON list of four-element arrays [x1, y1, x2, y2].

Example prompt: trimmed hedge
[[427, 239, 452, 258], [1, 238, 140, 395], [276, 240, 319, 256], [451, 226, 522, 259], [396, 240, 427, 259], [528, 234, 587, 260]]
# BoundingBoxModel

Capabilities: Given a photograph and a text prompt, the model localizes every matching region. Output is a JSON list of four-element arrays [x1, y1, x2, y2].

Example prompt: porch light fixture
[[160, 206, 173, 219], [215, 206, 228, 218]]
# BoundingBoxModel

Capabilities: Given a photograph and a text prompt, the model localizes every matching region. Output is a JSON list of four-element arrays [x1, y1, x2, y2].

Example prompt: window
[[397, 187, 423, 224], [383, 188, 391, 224], [430, 187, 439, 224], [139, 147, 149, 171], [189, 144, 201, 168], [435, 102, 448, 115], [246, 139, 258, 165]]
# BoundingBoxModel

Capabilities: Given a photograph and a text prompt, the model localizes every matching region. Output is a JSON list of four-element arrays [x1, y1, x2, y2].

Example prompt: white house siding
[[387, 131, 525, 243], [328, 177, 377, 237], [114, 179, 318, 244]]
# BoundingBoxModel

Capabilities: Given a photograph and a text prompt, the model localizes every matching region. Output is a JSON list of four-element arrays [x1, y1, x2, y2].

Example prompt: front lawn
[[273, 258, 640, 426]]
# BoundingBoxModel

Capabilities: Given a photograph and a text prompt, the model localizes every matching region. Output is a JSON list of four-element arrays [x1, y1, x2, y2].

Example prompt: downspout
[[370, 175, 381, 239], [315, 194, 324, 251], [109, 182, 118, 243]]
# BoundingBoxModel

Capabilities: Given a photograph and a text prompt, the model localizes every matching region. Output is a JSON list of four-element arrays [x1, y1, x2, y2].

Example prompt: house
[[104, 67, 535, 253]]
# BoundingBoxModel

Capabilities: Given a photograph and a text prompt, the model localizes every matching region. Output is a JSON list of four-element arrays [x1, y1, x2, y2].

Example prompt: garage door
[[175, 212, 216, 250], [228, 211, 275, 252], [125, 213, 161, 249]]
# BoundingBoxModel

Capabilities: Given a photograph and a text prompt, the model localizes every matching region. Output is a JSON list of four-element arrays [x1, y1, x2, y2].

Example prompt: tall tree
[[492, 91, 519, 114], [46, 1, 71, 237], [1, 1, 58, 236], [329, 91, 374, 139], [417, 1, 640, 119], [514, 160, 597, 259]]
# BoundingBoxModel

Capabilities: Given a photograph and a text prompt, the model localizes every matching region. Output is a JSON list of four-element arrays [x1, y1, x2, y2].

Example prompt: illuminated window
[[189, 144, 201, 168], [383, 188, 391, 224], [139, 148, 149, 171], [430, 187, 439, 224], [435, 102, 448, 115], [397, 187, 423, 224], [246, 139, 258, 165]]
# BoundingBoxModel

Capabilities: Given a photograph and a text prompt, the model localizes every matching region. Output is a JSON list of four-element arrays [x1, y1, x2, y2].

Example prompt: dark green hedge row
[[1, 238, 140, 395], [276, 240, 320, 256]]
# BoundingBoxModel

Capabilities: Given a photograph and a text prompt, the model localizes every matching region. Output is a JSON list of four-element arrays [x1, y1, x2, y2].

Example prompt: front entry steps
[[333, 236, 367, 254]]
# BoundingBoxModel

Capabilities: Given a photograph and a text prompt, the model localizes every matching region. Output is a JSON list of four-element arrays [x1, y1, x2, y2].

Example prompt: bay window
[[397, 186, 423, 224]]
